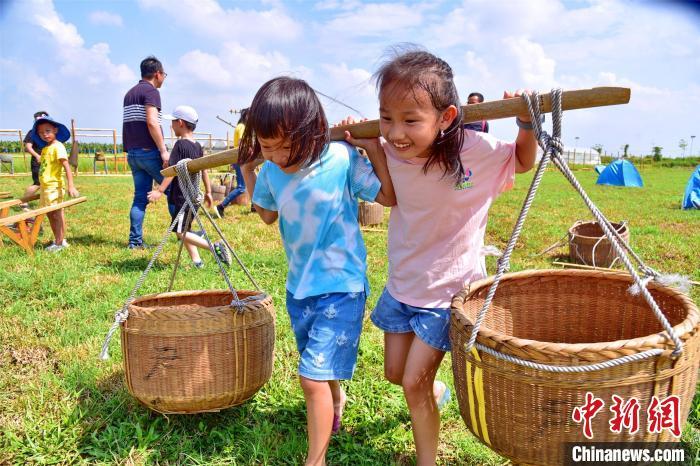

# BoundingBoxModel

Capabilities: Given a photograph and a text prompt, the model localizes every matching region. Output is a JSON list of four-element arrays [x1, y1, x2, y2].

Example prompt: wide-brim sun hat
[[32, 116, 71, 144]]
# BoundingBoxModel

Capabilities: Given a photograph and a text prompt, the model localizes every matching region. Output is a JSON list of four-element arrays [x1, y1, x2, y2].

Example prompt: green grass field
[[1, 166, 699, 465]]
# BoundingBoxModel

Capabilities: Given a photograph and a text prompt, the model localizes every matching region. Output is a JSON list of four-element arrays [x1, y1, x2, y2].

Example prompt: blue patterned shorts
[[286, 290, 367, 381], [371, 288, 452, 352]]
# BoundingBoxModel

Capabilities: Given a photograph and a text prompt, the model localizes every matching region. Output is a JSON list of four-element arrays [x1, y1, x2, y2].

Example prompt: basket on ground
[[450, 269, 699, 465], [121, 289, 275, 414], [358, 201, 384, 226], [568, 220, 629, 267], [211, 184, 227, 202]]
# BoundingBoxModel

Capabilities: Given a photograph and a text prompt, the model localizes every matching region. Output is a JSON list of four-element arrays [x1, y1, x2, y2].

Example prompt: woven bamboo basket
[[94, 151, 105, 161], [450, 269, 700, 465], [121, 289, 275, 414], [211, 184, 227, 203], [358, 201, 384, 226], [568, 220, 629, 268]]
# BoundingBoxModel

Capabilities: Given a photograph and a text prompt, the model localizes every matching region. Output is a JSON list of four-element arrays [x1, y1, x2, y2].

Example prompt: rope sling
[[100, 158, 262, 360], [464, 88, 690, 372]]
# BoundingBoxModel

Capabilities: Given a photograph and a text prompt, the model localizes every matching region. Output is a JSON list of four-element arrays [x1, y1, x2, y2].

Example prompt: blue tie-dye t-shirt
[[253, 141, 381, 299]]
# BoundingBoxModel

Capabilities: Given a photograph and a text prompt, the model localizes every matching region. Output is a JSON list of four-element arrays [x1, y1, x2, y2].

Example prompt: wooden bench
[[0, 199, 22, 218], [0, 197, 87, 254]]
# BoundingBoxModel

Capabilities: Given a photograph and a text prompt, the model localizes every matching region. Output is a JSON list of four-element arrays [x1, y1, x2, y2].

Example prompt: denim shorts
[[371, 288, 451, 352], [286, 290, 366, 381]]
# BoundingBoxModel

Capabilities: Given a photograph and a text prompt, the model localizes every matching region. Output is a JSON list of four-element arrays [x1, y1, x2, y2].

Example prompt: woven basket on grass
[[211, 184, 227, 203], [121, 289, 275, 414], [358, 201, 384, 226], [450, 269, 699, 466], [568, 220, 629, 268]]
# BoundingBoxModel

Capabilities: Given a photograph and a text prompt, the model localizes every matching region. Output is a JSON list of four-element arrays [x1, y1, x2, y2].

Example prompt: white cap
[[163, 105, 198, 125]]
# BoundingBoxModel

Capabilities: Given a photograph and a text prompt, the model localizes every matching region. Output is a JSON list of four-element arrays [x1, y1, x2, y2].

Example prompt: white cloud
[[177, 50, 234, 88], [25, 0, 134, 86], [503, 37, 557, 89], [321, 3, 425, 36], [31, 0, 83, 48], [88, 11, 124, 27], [137, 0, 301, 44], [313, 0, 362, 11], [317, 63, 375, 119]]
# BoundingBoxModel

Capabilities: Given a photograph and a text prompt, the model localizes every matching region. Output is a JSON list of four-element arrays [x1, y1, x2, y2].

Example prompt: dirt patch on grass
[[659, 222, 700, 236], [2, 345, 58, 373]]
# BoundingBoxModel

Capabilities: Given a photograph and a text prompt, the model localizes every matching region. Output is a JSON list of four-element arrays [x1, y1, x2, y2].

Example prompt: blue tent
[[682, 165, 700, 209], [594, 164, 606, 175], [596, 159, 643, 187]]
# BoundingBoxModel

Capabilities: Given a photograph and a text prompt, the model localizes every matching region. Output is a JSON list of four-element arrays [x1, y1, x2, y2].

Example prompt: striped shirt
[[122, 80, 162, 151]]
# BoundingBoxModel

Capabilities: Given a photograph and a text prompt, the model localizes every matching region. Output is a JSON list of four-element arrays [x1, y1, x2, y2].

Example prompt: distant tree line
[[0, 140, 123, 153]]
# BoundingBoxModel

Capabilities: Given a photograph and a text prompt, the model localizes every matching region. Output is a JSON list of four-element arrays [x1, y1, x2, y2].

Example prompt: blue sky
[[1, 0, 699, 157]]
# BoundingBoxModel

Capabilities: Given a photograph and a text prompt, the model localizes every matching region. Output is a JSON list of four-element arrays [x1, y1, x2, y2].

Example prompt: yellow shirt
[[233, 123, 245, 148], [39, 141, 68, 188]]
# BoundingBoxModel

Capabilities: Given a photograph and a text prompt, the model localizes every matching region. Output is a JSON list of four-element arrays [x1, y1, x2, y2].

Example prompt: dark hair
[[180, 120, 196, 131], [238, 77, 329, 168], [374, 47, 464, 181], [467, 92, 485, 103], [140, 56, 163, 79], [33, 111, 49, 119], [238, 108, 248, 125]]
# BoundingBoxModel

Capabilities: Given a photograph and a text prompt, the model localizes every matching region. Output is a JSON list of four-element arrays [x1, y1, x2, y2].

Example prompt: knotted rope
[[100, 158, 262, 360], [464, 89, 684, 373]]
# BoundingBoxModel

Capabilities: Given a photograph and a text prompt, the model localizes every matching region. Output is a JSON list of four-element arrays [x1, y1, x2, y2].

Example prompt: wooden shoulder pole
[[161, 86, 630, 177]]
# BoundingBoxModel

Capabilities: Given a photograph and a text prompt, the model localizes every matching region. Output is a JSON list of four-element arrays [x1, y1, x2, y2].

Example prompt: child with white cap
[[147, 105, 230, 268]]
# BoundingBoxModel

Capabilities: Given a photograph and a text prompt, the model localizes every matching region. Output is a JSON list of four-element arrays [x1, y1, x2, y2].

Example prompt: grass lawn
[[1, 165, 699, 465]]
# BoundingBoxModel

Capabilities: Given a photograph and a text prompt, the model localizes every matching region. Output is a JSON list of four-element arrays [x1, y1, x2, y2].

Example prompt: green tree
[[679, 139, 687, 157], [652, 146, 663, 161], [592, 144, 603, 156]]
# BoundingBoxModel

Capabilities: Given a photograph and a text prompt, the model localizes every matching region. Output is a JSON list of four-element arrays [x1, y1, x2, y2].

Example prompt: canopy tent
[[596, 159, 643, 187], [682, 164, 700, 209]]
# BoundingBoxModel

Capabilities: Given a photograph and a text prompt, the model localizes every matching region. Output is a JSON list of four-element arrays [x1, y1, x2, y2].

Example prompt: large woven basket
[[358, 201, 384, 226], [121, 289, 275, 414], [211, 184, 227, 203], [568, 220, 629, 268], [451, 269, 699, 465]]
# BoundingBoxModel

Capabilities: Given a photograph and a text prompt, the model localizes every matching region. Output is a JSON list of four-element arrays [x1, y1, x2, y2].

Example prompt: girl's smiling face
[[378, 83, 456, 160], [257, 134, 299, 173]]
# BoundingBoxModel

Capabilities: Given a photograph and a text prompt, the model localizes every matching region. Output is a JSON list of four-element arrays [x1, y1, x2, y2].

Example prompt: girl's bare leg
[[401, 338, 446, 466], [299, 376, 333, 466]]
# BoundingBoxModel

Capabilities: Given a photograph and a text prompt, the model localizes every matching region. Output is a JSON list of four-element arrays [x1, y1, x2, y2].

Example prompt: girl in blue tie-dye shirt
[[238, 76, 395, 465]]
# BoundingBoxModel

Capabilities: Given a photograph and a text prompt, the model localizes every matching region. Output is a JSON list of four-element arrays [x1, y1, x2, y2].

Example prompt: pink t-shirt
[[382, 129, 516, 308]]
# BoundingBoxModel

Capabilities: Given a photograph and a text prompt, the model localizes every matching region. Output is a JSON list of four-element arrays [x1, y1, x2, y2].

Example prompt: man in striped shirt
[[123, 56, 169, 249]]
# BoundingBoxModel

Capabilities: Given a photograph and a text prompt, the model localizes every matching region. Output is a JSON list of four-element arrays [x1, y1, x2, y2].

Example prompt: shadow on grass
[[73, 371, 409, 465], [106, 257, 170, 273], [69, 233, 125, 249]]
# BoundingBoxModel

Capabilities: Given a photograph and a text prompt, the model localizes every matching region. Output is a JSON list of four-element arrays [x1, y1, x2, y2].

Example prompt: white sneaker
[[46, 240, 69, 252]]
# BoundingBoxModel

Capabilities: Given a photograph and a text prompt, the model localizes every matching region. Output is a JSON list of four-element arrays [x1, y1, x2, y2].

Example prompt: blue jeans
[[128, 148, 165, 246], [220, 164, 246, 207]]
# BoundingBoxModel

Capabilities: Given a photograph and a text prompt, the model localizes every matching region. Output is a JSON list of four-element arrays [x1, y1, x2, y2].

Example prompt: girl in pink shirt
[[343, 49, 538, 465]]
